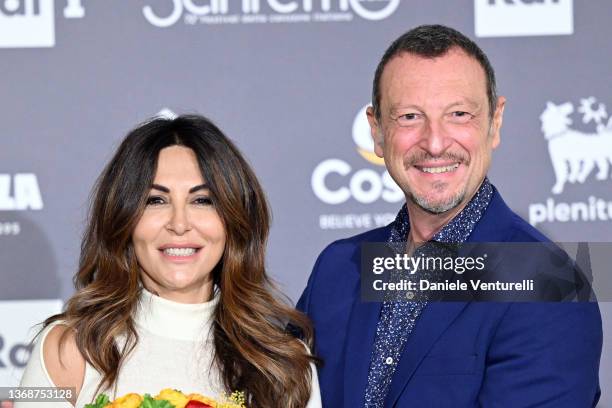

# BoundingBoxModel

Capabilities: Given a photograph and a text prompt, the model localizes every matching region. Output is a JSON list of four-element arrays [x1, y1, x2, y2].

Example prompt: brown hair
[[45, 115, 315, 407]]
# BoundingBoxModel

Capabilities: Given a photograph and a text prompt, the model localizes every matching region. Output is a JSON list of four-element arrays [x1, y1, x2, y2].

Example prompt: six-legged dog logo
[[541, 97, 612, 194]]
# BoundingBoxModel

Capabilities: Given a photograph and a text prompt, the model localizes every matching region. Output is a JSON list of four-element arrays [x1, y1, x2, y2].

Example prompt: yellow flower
[[186, 393, 218, 407], [155, 388, 189, 408], [215, 391, 246, 408], [108, 393, 143, 408]]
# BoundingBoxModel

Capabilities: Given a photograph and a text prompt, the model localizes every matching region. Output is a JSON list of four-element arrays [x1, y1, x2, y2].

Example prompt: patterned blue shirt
[[363, 178, 494, 407]]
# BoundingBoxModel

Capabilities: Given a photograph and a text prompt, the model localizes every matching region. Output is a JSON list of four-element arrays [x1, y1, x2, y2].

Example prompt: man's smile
[[415, 163, 460, 174]]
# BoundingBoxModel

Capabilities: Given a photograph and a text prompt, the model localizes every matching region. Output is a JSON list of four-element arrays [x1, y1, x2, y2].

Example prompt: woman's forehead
[[153, 146, 205, 185]]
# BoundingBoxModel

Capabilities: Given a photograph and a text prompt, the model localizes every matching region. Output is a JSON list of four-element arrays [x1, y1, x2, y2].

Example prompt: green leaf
[[84, 394, 111, 408], [139, 394, 175, 408]]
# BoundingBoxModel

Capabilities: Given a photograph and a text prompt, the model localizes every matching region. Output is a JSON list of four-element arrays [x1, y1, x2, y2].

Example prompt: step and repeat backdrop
[[1, 0, 611, 404]]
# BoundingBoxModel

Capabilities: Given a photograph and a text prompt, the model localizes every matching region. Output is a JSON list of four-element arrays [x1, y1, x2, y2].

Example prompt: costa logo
[[311, 104, 402, 205]]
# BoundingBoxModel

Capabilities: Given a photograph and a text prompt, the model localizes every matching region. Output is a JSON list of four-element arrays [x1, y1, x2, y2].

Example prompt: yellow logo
[[352, 104, 385, 166]]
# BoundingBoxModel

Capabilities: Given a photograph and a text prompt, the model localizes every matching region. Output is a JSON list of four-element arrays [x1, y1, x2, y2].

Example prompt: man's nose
[[419, 119, 452, 156]]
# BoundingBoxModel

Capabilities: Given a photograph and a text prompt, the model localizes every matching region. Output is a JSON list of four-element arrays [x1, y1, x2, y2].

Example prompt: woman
[[17, 115, 321, 408]]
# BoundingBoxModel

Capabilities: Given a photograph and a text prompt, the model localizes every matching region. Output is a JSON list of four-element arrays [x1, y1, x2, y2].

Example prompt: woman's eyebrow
[[189, 184, 209, 193], [150, 183, 209, 193]]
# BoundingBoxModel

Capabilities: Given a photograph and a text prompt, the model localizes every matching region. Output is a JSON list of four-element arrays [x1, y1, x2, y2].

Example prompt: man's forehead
[[383, 49, 486, 83], [380, 48, 488, 108]]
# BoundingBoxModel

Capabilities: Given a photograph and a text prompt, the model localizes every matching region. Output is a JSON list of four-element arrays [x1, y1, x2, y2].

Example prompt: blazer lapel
[[343, 286, 383, 407], [340, 227, 395, 407], [384, 301, 469, 407]]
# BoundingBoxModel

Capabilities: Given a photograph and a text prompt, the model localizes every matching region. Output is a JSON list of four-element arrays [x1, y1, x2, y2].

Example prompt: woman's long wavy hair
[[44, 115, 315, 407]]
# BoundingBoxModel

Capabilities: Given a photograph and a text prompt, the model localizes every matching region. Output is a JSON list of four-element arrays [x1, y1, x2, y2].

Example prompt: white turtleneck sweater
[[16, 290, 322, 408]]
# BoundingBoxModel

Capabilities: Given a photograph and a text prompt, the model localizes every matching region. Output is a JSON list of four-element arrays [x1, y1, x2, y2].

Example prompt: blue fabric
[[297, 185, 602, 408]]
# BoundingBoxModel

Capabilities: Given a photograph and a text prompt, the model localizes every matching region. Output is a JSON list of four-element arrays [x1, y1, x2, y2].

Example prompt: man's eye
[[395, 113, 421, 126], [450, 111, 473, 122], [146, 196, 165, 206], [193, 197, 213, 206], [400, 113, 418, 120]]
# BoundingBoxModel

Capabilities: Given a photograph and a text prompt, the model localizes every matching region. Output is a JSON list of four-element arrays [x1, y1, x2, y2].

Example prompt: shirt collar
[[389, 177, 493, 245]]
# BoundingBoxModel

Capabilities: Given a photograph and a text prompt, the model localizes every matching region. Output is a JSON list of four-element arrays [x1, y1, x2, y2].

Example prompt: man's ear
[[366, 106, 384, 157], [490, 96, 506, 149]]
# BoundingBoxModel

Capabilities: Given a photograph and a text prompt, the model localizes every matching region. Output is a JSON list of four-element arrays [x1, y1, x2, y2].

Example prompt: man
[[297, 25, 602, 407]]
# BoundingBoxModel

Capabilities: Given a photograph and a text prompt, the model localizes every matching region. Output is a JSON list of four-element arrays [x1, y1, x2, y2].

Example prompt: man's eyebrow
[[390, 103, 422, 112], [150, 183, 209, 193], [445, 99, 481, 110]]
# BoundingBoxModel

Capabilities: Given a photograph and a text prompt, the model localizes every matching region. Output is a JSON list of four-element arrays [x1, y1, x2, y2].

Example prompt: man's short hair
[[372, 24, 498, 121]]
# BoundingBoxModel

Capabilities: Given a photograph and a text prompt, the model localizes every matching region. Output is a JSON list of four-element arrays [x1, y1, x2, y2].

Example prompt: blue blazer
[[297, 188, 602, 407]]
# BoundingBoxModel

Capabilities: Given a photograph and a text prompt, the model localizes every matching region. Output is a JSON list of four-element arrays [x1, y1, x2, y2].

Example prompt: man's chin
[[408, 191, 465, 215]]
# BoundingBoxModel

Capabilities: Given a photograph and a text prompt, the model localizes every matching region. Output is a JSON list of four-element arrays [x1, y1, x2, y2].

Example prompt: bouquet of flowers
[[84, 388, 245, 408]]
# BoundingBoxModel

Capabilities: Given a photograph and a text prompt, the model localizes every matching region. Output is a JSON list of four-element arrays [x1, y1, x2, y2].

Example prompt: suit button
[[385, 357, 394, 365]]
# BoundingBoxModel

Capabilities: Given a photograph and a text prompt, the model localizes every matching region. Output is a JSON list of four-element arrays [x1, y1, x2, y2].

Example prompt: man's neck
[[403, 179, 490, 243], [406, 202, 464, 243]]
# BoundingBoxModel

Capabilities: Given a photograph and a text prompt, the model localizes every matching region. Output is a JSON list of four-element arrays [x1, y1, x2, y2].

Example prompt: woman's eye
[[146, 196, 165, 206], [193, 197, 213, 206]]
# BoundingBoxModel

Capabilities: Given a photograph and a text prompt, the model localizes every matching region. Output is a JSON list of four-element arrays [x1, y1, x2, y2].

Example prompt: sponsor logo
[[0, 222, 20, 235], [353, 104, 384, 166], [0, 173, 43, 211], [542, 98, 612, 195], [143, 0, 400, 27], [0, 300, 63, 386], [0, 0, 85, 48], [312, 104, 402, 229], [528, 97, 612, 226], [0, 173, 41, 237], [474, 0, 573, 38]]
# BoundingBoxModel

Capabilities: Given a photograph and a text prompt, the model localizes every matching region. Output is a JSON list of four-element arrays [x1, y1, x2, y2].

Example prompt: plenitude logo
[[0, 0, 85, 48], [312, 104, 402, 230], [528, 97, 612, 227], [474, 0, 573, 38], [143, 0, 400, 27]]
